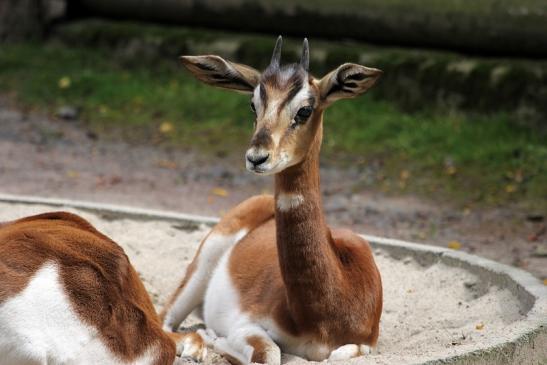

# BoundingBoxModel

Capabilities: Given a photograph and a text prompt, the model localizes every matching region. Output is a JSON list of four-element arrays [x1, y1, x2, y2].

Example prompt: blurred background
[[0, 0, 546, 279]]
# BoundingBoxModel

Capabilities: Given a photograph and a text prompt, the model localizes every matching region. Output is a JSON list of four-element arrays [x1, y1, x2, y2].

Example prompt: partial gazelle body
[[0, 212, 203, 365], [161, 37, 383, 364]]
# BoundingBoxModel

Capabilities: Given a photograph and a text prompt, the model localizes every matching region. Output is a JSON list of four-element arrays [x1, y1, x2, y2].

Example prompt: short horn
[[300, 38, 309, 71], [270, 35, 283, 68]]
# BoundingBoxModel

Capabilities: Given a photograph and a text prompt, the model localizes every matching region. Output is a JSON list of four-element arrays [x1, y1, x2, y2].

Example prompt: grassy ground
[[0, 42, 545, 209]]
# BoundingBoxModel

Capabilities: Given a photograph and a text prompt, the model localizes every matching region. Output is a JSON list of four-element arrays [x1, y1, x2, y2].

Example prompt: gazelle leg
[[328, 344, 372, 361], [161, 195, 274, 332], [167, 331, 208, 362], [198, 325, 281, 365]]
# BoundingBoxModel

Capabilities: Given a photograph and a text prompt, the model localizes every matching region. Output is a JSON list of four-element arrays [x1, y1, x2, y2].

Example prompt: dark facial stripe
[[278, 74, 304, 114], [251, 127, 273, 148]]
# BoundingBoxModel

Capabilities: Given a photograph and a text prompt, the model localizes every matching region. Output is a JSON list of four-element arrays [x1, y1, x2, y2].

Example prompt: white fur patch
[[163, 229, 248, 331], [179, 334, 207, 361], [203, 248, 282, 365], [0, 262, 158, 365], [276, 193, 304, 212], [328, 344, 371, 361]]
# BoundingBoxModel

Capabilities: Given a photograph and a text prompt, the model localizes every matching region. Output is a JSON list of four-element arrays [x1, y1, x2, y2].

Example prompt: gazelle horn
[[270, 35, 283, 68], [300, 38, 309, 71]]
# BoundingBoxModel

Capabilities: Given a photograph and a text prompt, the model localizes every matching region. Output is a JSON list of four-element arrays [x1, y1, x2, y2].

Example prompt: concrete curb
[[0, 193, 545, 365]]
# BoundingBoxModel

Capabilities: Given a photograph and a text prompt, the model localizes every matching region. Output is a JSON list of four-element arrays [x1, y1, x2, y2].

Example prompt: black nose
[[247, 153, 269, 166]]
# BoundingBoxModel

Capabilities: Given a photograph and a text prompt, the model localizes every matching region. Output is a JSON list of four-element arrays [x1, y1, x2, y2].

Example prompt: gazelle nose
[[247, 152, 269, 166]]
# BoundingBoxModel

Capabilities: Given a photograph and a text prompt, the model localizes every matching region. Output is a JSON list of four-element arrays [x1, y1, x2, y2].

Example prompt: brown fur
[[173, 42, 383, 361], [0, 212, 177, 365], [229, 90, 382, 348], [160, 195, 275, 322], [246, 335, 270, 363]]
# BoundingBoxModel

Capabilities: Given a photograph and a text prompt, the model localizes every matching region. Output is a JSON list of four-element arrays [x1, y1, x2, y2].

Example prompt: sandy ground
[[0, 100, 545, 281], [0, 202, 528, 365]]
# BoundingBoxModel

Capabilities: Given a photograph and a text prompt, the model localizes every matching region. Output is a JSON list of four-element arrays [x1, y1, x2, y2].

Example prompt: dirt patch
[[0, 101, 545, 280], [0, 203, 529, 364]]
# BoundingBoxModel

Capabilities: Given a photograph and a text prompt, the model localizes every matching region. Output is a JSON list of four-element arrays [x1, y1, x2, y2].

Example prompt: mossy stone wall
[[54, 19, 547, 130]]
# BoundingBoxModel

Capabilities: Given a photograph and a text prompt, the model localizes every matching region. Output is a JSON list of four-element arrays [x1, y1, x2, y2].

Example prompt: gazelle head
[[181, 36, 382, 175]]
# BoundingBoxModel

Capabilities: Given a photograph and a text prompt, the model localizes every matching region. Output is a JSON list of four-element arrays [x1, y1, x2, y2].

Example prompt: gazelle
[[161, 37, 383, 364], [0, 211, 203, 365]]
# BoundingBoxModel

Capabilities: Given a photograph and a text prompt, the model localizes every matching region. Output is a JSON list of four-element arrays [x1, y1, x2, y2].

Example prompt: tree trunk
[[0, 0, 44, 41], [76, 0, 547, 57], [0, 0, 65, 42]]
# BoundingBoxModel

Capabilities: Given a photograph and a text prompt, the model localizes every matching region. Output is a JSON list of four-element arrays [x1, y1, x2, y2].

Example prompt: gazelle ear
[[318, 63, 383, 106], [180, 55, 260, 94]]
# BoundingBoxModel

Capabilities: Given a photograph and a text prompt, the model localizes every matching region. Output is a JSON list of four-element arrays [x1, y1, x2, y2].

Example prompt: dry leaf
[[505, 184, 517, 193], [159, 121, 174, 134], [445, 165, 457, 176], [543, 279, 547, 286], [400, 170, 410, 180], [475, 323, 485, 330], [448, 241, 462, 250], [514, 169, 523, 183], [212, 187, 229, 197], [58, 76, 71, 89], [156, 160, 177, 170], [66, 170, 79, 179], [99, 105, 109, 115]]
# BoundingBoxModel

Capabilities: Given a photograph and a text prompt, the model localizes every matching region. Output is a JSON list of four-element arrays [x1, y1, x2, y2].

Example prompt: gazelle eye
[[250, 102, 256, 114], [294, 106, 313, 124]]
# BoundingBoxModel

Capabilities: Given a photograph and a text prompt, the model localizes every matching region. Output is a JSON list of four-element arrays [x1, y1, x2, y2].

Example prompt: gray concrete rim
[[0, 193, 545, 365]]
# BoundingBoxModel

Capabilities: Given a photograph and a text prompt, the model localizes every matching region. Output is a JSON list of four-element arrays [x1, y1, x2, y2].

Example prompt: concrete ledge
[[0, 193, 545, 365]]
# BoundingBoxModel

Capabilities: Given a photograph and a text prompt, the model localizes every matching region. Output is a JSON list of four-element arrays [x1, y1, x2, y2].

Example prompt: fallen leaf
[[445, 165, 457, 176], [110, 176, 122, 185], [99, 105, 109, 115], [58, 76, 71, 89], [66, 170, 79, 179], [543, 279, 547, 286], [514, 169, 523, 183], [212, 187, 229, 197], [159, 121, 174, 134], [505, 184, 517, 193], [156, 160, 177, 170], [527, 225, 546, 242], [448, 241, 462, 250], [475, 323, 485, 330], [400, 170, 410, 180]]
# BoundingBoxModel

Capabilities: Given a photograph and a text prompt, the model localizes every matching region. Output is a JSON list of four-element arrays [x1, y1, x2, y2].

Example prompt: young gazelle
[[0, 212, 202, 365], [161, 37, 383, 364]]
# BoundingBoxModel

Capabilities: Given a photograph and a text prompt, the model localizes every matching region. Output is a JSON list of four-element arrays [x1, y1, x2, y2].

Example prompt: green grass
[[0, 42, 545, 209]]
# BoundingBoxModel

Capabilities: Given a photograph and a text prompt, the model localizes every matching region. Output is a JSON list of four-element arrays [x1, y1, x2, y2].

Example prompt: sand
[[0, 203, 528, 364]]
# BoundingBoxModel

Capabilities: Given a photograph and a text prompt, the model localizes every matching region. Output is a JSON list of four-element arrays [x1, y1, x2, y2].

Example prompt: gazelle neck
[[274, 114, 340, 324]]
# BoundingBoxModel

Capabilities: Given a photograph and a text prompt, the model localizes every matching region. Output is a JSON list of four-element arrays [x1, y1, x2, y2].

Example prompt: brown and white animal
[[161, 37, 383, 364], [0, 212, 202, 365]]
